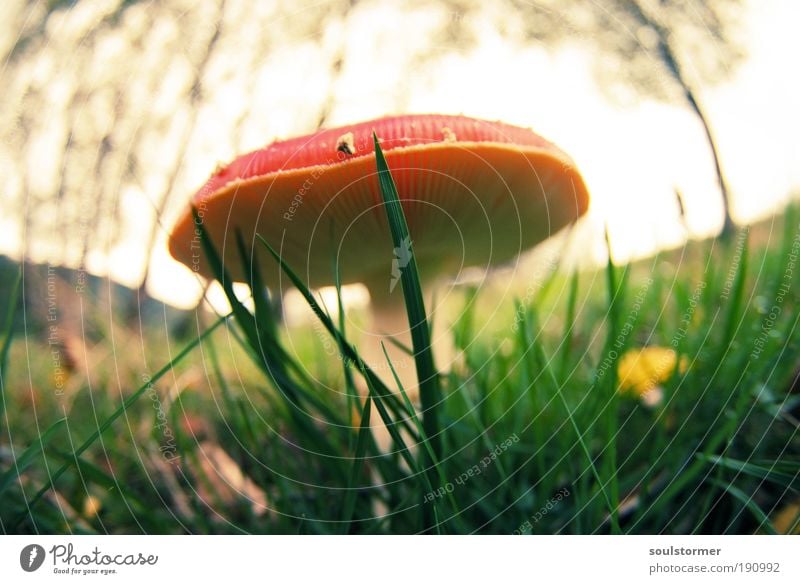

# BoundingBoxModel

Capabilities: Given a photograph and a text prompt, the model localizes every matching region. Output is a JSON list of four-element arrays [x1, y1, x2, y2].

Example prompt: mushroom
[[168, 114, 590, 390]]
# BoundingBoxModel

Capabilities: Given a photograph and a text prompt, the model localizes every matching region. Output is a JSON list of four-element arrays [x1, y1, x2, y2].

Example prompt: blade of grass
[[50, 447, 119, 491], [0, 267, 21, 419], [372, 132, 442, 459], [601, 227, 621, 533], [0, 417, 67, 496], [700, 455, 799, 492], [380, 341, 463, 529], [516, 303, 549, 504], [356, 357, 437, 514], [721, 229, 749, 348], [707, 478, 778, 534], [340, 395, 372, 532], [202, 313, 237, 415], [558, 269, 580, 380], [331, 254, 359, 434], [454, 286, 477, 352], [328, 265, 402, 485], [194, 209, 261, 365], [236, 231, 279, 341]]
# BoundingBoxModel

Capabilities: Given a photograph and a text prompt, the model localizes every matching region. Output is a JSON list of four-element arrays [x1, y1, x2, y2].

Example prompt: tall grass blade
[[372, 133, 442, 458], [0, 267, 21, 419], [0, 417, 67, 496], [340, 395, 372, 532], [707, 478, 778, 534]]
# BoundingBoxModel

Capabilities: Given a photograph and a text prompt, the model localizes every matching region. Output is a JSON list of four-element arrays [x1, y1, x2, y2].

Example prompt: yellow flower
[[82, 495, 102, 518], [617, 347, 687, 404], [771, 499, 800, 534]]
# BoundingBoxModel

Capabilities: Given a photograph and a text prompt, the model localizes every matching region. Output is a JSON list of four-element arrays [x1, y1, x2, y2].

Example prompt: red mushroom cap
[[168, 114, 589, 292]]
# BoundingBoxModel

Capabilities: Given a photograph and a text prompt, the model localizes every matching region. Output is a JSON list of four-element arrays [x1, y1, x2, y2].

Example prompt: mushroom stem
[[351, 285, 427, 455], [361, 280, 428, 399]]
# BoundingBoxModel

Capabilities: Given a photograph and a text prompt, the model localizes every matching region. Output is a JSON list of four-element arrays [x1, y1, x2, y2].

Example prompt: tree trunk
[[678, 83, 735, 237], [623, 0, 735, 238]]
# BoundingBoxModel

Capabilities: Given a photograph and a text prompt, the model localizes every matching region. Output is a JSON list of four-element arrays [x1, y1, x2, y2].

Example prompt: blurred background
[[1, 0, 798, 313]]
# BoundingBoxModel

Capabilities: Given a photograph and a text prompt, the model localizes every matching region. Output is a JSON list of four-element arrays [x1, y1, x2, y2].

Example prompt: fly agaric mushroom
[[168, 114, 589, 384]]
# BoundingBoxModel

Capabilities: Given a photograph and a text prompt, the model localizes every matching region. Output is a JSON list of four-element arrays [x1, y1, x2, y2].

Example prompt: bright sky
[[2, 0, 799, 314]]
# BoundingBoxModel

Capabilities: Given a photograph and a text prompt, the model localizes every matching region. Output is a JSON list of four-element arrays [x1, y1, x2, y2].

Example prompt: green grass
[[1, 152, 799, 533]]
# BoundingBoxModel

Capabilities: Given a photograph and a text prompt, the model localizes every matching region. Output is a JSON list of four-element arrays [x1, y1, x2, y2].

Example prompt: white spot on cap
[[441, 127, 457, 142]]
